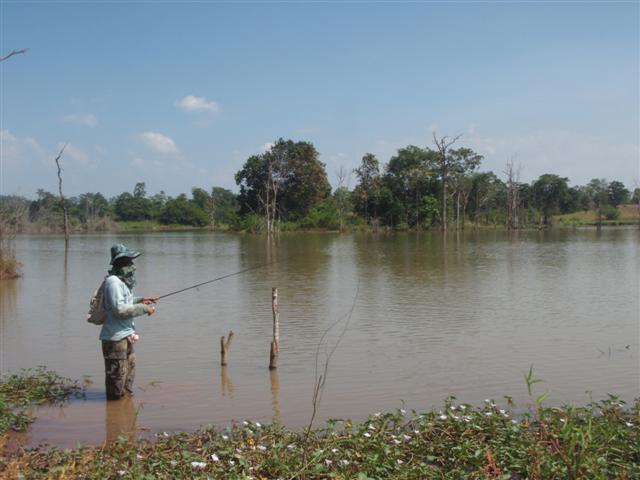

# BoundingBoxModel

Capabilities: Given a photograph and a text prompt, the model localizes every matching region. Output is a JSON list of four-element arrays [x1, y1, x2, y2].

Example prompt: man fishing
[[100, 244, 158, 400]]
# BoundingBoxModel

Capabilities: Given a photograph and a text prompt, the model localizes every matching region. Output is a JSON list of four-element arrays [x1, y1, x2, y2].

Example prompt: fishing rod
[[157, 261, 278, 300]]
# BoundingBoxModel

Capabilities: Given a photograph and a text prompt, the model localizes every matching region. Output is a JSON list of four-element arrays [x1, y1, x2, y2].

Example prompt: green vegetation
[[0, 367, 84, 435], [1, 368, 638, 479], [1, 137, 638, 235]]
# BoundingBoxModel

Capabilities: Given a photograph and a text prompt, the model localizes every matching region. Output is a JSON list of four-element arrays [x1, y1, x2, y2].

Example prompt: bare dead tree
[[0, 48, 29, 62], [433, 132, 462, 232], [335, 165, 350, 232], [504, 155, 522, 230], [54, 144, 70, 248]]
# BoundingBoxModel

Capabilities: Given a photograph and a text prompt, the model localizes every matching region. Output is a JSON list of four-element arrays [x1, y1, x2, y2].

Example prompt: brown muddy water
[[1, 229, 638, 449]]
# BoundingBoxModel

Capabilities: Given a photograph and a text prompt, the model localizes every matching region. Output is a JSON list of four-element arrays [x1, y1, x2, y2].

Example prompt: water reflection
[[105, 396, 138, 443]]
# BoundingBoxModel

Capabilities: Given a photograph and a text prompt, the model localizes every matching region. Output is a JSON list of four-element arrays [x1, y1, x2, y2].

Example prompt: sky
[[1, 1, 638, 199]]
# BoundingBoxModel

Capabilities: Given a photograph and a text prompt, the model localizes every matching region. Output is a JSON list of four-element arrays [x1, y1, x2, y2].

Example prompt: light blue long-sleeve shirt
[[99, 275, 150, 341]]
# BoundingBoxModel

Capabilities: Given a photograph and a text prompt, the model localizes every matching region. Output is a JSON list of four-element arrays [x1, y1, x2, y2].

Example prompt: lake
[[1, 228, 638, 448]]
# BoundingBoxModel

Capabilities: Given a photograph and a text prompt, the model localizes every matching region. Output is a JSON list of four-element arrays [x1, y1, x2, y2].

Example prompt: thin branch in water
[[306, 281, 360, 435], [0, 48, 29, 62]]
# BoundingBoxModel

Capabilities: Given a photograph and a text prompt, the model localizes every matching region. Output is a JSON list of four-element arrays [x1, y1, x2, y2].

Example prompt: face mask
[[110, 264, 137, 289]]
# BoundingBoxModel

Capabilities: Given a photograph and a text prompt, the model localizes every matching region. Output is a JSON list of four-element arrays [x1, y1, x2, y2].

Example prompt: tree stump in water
[[269, 287, 279, 370], [220, 330, 234, 366]]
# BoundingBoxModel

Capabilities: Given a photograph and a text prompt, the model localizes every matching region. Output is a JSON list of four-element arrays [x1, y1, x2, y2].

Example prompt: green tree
[[383, 145, 439, 228], [113, 184, 152, 221], [532, 174, 570, 225], [449, 147, 483, 228], [607, 181, 629, 207], [353, 153, 380, 222], [159, 195, 208, 226], [235, 139, 331, 228]]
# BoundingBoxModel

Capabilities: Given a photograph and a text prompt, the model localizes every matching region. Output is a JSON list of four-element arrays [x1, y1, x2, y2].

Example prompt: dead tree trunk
[[220, 330, 234, 366], [433, 132, 462, 232], [504, 158, 520, 230], [269, 287, 280, 370], [54, 144, 69, 248]]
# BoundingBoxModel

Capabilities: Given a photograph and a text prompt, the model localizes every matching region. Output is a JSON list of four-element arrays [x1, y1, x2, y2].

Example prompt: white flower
[[340, 459, 350, 466], [403, 434, 411, 442], [626, 422, 634, 427], [325, 459, 333, 466], [117, 471, 125, 477], [396, 459, 404, 465], [368, 424, 376, 430], [560, 419, 566, 424], [393, 439, 401, 445], [257, 445, 267, 451], [450, 405, 457, 411], [439, 414, 447, 420], [400, 408, 406, 414], [287, 443, 296, 450], [243, 421, 249, 426], [331, 448, 338, 453], [485, 412, 493, 416], [136, 454, 143, 460], [511, 419, 518, 425], [499, 409, 506, 415], [229, 460, 235, 465], [221, 434, 229, 440], [452, 415, 460, 420], [459, 405, 467, 411], [190, 461, 207, 469], [169, 460, 177, 467], [210, 454, 219, 462], [374, 412, 381, 417], [463, 416, 471, 423], [484, 399, 490, 404], [255, 422, 262, 428], [363, 432, 371, 438], [413, 429, 420, 434]]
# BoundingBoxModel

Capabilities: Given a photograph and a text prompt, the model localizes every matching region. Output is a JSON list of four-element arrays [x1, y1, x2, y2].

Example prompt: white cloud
[[58, 142, 89, 166], [139, 131, 179, 154], [1, 130, 48, 167], [174, 95, 220, 113], [61, 113, 98, 127]]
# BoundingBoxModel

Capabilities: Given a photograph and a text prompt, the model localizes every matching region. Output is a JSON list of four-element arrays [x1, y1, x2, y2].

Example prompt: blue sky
[[1, 1, 638, 198]]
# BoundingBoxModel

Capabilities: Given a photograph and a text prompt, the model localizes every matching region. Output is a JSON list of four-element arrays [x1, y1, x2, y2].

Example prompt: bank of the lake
[[1, 368, 638, 479]]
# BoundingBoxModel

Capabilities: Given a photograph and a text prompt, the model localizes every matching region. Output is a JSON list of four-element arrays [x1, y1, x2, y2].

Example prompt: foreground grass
[[1, 369, 638, 479]]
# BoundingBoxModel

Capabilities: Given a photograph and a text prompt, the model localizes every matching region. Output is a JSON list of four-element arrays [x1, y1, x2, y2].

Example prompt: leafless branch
[[54, 144, 70, 247], [0, 48, 29, 62]]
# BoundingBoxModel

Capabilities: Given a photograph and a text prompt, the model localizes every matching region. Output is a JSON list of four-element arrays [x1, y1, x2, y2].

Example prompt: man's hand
[[142, 296, 159, 305], [147, 305, 156, 316]]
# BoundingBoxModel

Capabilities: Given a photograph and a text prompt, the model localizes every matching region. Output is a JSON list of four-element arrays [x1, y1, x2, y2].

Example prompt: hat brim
[[110, 250, 141, 264]]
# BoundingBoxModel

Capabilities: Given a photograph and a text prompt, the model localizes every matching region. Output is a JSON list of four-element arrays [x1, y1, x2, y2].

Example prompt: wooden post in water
[[220, 330, 234, 366], [269, 287, 280, 370]]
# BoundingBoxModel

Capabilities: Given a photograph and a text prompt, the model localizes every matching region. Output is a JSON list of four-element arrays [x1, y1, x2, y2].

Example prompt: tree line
[[1, 137, 638, 233]]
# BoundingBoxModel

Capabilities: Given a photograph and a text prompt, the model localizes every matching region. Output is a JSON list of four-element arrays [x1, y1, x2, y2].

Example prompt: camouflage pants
[[102, 338, 136, 400]]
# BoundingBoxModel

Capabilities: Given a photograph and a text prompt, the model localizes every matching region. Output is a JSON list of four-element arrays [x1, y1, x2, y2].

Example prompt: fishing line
[[157, 260, 279, 300]]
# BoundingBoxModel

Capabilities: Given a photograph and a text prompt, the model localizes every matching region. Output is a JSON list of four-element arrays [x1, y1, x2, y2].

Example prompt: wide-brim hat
[[110, 243, 141, 265]]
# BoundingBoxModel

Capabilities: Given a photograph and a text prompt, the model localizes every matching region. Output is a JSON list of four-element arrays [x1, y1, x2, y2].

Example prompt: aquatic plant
[[0, 367, 84, 434]]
